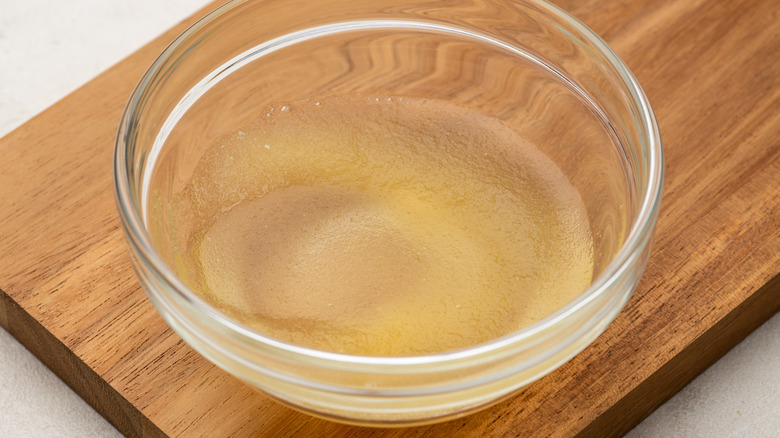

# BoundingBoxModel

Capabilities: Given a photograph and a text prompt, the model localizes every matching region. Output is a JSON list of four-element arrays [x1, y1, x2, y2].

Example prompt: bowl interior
[[117, 0, 659, 362], [137, 19, 633, 356]]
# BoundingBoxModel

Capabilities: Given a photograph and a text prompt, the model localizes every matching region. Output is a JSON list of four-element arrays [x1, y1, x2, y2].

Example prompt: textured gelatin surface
[[155, 96, 594, 356]]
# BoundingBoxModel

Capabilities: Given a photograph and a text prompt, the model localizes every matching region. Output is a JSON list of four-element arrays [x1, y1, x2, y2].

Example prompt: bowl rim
[[114, 0, 663, 367]]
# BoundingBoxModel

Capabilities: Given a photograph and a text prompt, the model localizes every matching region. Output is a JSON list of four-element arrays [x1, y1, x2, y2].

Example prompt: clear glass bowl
[[114, 0, 662, 426]]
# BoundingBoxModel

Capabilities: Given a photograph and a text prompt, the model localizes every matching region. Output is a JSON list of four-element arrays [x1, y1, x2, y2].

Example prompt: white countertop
[[0, 1, 777, 436]]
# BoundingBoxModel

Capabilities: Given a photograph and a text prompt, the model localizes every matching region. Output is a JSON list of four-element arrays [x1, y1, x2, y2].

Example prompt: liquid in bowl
[[149, 95, 595, 356]]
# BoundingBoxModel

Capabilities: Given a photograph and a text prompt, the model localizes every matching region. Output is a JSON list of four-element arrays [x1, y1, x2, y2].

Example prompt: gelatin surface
[[155, 96, 594, 356]]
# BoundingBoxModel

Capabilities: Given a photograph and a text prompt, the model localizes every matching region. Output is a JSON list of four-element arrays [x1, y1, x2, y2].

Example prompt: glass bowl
[[114, 0, 662, 426]]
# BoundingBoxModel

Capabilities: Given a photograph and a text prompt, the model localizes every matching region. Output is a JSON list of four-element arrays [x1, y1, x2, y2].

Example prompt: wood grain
[[1, 0, 778, 436]]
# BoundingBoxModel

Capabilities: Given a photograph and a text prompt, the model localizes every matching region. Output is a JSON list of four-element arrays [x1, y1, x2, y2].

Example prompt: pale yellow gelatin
[[162, 96, 593, 356]]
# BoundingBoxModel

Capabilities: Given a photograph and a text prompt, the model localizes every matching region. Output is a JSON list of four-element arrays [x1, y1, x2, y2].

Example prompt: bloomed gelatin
[[157, 96, 594, 356]]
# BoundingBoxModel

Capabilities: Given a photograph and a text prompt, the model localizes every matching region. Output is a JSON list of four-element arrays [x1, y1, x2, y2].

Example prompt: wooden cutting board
[[1, 0, 778, 436]]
